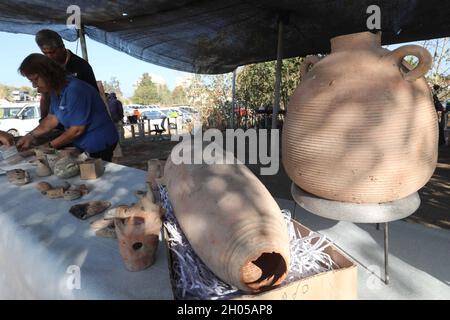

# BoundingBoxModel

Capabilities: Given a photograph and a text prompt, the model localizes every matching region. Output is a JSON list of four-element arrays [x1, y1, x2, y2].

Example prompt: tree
[[102, 76, 123, 98], [236, 57, 303, 112], [172, 85, 188, 105], [0, 84, 12, 100], [185, 73, 233, 129], [421, 38, 450, 101], [156, 83, 172, 106], [131, 73, 159, 104]]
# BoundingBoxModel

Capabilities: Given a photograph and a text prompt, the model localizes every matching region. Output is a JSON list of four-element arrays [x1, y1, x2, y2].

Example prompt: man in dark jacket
[[107, 92, 124, 124], [35, 29, 99, 119]]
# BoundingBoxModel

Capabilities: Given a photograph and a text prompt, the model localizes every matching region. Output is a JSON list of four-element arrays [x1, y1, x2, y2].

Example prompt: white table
[[0, 161, 173, 299]]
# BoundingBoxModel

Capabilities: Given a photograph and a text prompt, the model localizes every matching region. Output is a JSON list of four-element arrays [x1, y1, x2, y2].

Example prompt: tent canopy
[[1, 0, 449, 74]]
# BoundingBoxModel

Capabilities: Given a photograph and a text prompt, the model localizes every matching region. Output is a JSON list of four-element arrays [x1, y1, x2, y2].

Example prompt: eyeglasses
[[27, 74, 40, 86]]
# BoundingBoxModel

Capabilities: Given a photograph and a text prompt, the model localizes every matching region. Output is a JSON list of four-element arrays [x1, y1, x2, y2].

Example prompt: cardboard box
[[79, 158, 104, 180], [163, 219, 358, 300]]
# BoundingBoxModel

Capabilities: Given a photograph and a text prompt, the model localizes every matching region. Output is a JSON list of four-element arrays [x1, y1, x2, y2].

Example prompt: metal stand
[[384, 222, 389, 284], [78, 24, 89, 61], [291, 183, 419, 285]]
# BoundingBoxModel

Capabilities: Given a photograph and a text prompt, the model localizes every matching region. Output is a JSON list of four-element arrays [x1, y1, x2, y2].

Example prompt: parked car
[[177, 109, 193, 123], [0, 103, 40, 136], [141, 110, 167, 130]]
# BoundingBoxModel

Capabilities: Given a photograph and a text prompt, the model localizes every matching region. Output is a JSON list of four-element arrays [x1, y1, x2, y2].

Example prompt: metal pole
[[272, 16, 284, 130], [231, 69, 236, 129], [79, 24, 89, 62], [384, 222, 389, 285]]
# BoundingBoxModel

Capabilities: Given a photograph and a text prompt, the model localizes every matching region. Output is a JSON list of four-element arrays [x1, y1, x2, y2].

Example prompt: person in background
[[133, 108, 141, 119], [0, 131, 14, 146], [16, 54, 118, 162], [35, 29, 98, 119], [107, 92, 124, 124]]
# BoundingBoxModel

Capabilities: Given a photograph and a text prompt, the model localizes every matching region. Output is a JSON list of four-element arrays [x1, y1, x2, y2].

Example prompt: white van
[[0, 103, 41, 137]]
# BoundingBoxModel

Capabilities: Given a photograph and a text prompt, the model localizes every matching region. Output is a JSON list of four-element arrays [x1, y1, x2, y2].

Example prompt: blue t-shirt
[[50, 77, 118, 153]]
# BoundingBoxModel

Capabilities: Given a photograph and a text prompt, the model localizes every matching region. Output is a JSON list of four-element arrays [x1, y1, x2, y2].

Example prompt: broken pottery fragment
[[69, 201, 111, 220], [45, 187, 65, 199], [7, 169, 31, 185], [36, 181, 52, 193], [104, 205, 131, 220], [114, 188, 164, 272], [53, 156, 80, 179], [63, 189, 82, 201], [91, 218, 116, 238]]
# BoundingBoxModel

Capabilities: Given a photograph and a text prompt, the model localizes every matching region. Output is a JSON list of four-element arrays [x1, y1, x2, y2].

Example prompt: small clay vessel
[[35, 159, 52, 177]]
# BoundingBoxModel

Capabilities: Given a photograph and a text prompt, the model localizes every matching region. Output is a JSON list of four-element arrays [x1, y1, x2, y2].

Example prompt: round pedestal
[[291, 183, 420, 223]]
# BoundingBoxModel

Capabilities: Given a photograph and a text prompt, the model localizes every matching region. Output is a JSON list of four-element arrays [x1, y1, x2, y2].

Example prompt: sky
[[0, 31, 194, 98]]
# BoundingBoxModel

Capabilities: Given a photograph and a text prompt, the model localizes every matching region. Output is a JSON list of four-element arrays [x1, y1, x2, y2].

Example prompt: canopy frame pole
[[272, 13, 287, 130], [79, 24, 89, 61], [231, 69, 237, 129]]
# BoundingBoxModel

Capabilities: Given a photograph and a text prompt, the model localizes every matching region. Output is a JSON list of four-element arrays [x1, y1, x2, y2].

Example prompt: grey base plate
[[291, 183, 420, 223]]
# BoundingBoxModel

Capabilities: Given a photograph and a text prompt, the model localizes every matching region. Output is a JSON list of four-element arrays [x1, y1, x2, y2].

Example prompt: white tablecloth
[[0, 161, 173, 299]]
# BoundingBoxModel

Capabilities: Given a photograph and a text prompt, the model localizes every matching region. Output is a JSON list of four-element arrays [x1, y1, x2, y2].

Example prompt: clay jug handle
[[300, 55, 321, 77], [388, 45, 432, 81]]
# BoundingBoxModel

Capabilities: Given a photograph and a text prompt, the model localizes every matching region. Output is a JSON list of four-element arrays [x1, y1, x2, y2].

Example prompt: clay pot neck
[[330, 31, 381, 52]]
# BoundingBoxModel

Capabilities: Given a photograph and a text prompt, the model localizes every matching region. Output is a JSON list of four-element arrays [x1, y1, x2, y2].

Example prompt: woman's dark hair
[[18, 53, 67, 91]]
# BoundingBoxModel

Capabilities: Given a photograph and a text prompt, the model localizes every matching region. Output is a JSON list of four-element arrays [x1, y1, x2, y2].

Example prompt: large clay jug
[[283, 31, 438, 204]]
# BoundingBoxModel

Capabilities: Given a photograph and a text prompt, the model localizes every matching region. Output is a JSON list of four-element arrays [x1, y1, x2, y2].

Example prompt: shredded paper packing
[[159, 185, 338, 300]]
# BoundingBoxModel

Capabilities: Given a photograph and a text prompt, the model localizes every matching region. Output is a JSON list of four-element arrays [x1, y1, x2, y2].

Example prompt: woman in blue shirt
[[17, 54, 118, 161]]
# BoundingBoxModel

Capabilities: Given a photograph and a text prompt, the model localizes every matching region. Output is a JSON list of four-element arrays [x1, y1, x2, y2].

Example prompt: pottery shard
[[36, 181, 52, 193], [53, 157, 80, 179], [75, 184, 90, 196], [63, 189, 82, 201], [7, 169, 31, 185], [104, 205, 132, 220], [69, 201, 112, 220], [91, 218, 116, 238], [45, 187, 65, 199]]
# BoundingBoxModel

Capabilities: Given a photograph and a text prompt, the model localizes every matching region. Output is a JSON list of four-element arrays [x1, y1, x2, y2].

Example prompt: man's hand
[[16, 134, 34, 151], [0, 131, 15, 147]]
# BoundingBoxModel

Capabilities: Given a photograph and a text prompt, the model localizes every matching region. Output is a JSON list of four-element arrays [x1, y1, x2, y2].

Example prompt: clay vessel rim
[[330, 31, 382, 52]]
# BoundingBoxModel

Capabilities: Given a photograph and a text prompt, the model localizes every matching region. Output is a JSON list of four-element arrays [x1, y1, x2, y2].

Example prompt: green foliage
[[131, 73, 159, 104], [185, 74, 232, 129], [156, 83, 172, 106], [103, 76, 123, 98], [0, 83, 37, 100], [236, 57, 303, 111], [0, 84, 13, 100], [172, 85, 188, 105]]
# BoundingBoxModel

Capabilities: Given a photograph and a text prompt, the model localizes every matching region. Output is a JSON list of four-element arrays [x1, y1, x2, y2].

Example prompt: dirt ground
[[116, 135, 450, 230]]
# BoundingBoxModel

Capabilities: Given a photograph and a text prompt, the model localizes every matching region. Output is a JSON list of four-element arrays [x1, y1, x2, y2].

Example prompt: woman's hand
[[0, 131, 15, 147], [16, 134, 34, 151]]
